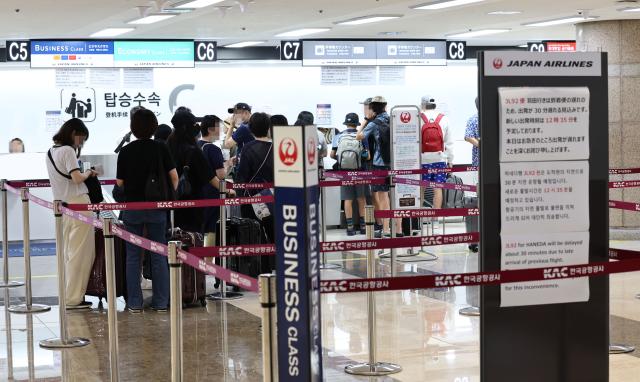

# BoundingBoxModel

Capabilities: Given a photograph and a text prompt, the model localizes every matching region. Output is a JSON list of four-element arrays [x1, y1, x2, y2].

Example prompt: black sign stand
[[478, 51, 609, 382]]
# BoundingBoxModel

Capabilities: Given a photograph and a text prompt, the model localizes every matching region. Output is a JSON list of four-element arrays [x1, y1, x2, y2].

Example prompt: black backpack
[[377, 117, 391, 165]]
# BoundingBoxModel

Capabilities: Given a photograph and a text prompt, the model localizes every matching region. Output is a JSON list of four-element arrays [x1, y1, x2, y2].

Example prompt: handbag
[[246, 143, 273, 220], [48, 148, 104, 203]]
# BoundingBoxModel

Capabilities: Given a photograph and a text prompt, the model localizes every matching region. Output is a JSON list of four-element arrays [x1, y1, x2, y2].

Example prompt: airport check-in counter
[[0, 152, 117, 242]]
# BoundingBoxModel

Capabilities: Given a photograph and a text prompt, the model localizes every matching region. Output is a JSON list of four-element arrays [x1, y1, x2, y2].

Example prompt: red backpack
[[421, 113, 445, 153]]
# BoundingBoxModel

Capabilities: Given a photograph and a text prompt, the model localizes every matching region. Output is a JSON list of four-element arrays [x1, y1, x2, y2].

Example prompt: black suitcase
[[170, 228, 207, 307], [217, 217, 267, 278], [464, 196, 479, 250]]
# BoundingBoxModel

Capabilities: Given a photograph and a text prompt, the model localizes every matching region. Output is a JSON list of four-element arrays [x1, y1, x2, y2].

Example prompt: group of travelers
[[44, 94, 479, 312]]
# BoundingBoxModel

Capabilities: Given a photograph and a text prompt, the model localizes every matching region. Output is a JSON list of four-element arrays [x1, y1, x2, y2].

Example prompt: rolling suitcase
[[217, 216, 267, 279], [169, 228, 207, 307], [443, 174, 465, 209], [464, 196, 479, 251], [86, 228, 128, 306]]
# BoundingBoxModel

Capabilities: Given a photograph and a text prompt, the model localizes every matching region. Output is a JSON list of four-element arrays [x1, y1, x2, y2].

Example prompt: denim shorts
[[371, 165, 390, 192]]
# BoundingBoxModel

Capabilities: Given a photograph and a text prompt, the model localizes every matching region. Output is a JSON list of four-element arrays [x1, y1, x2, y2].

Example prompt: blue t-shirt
[[361, 112, 390, 167], [197, 140, 225, 198], [464, 114, 479, 167], [231, 122, 255, 160], [332, 128, 369, 169]]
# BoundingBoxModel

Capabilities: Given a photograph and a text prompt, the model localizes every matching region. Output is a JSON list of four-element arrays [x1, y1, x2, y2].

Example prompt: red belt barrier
[[394, 177, 477, 192], [608, 248, 640, 260], [4, 183, 20, 195], [27, 193, 54, 210], [324, 165, 478, 179], [189, 244, 276, 258], [609, 200, 640, 212], [226, 181, 273, 190], [609, 168, 640, 175], [320, 257, 640, 294], [320, 178, 387, 187], [375, 207, 478, 219], [609, 180, 640, 189], [321, 232, 479, 252], [7, 179, 117, 188], [65, 195, 274, 211], [109, 223, 259, 292]]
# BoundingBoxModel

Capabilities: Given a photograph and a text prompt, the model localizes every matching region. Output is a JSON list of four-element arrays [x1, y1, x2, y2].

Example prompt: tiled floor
[[0, 221, 638, 381]]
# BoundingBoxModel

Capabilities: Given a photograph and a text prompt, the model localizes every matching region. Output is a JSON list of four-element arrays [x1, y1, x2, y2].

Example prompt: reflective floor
[[0, 220, 638, 381]]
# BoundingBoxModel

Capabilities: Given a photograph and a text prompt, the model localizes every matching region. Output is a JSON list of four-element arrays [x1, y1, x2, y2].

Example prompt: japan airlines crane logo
[[307, 137, 316, 165], [279, 138, 298, 166], [400, 111, 412, 123], [493, 58, 503, 69]]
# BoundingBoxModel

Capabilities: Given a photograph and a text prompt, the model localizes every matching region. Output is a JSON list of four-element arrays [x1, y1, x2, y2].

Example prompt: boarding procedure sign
[[391, 107, 421, 208], [274, 125, 322, 381]]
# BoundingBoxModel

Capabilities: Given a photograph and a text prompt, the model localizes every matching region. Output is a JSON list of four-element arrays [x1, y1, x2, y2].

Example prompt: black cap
[[227, 102, 252, 114], [359, 97, 372, 105], [343, 113, 360, 126], [171, 110, 197, 131]]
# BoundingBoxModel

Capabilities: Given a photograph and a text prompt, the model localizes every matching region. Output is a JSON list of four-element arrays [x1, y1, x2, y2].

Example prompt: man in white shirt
[[420, 95, 454, 210]]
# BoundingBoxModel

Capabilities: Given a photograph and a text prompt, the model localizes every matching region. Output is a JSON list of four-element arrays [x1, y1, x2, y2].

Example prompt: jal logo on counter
[[307, 137, 316, 165], [493, 58, 504, 70], [279, 138, 298, 166], [400, 111, 412, 123]]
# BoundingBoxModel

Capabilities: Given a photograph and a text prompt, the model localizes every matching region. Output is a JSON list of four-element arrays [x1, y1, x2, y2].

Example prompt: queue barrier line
[[609, 180, 640, 189], [393, 177, 478, 192], [610, 168, 640, 175], [320, 253, 640, 294], [324, 165, 478, 178], [609, 200, 640, 212], [7, 179, 117, 188], [226, 181, 274, 190], [375, 207, 479, 219], [65, 195, 274, 212]]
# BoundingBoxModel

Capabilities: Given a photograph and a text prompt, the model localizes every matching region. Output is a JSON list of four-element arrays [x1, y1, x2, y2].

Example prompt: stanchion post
[[320, 172, 340, 271], [345, 206, 402, 376], [168, 241, 183, 382], [389, 176, 397, 277], [0, 180, 23, 289], [3, 288, 14, 380], [259, 273, 278, 381], [39, 200, 90, 349], [9, 188, 50, 314], [103, 218, 120, 382], [208, 182, 242, 300]]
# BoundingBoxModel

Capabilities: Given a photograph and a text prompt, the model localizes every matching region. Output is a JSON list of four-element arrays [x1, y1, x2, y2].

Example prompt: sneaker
[[359, 226, 366, 235], [395, 233, 404, 238], [383, 232, 391, 238], [347, 227, 356, 236], [374, 230, 382, 238], [66, 301, 92, 310], [374, 223, 383, 232], [127, 306, 143, 314], [151, 306, 168, 313], [469, 244, 479, 253]]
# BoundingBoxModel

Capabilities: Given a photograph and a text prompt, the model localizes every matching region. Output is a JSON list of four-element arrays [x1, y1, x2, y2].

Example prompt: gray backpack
[[336, 132, 362, 170]]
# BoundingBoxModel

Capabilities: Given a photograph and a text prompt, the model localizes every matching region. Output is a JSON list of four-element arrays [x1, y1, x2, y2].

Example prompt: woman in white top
[[45, 118, 98, 309]]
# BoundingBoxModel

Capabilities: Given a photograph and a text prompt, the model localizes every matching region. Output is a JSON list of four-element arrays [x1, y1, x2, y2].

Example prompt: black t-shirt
[[170, 143, 215, 232], [236, 140, 273, 196], [116, 139, 175, 202]]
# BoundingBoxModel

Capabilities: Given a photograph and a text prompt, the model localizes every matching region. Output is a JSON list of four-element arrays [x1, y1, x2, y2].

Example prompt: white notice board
[[391, 106, 421, 209]]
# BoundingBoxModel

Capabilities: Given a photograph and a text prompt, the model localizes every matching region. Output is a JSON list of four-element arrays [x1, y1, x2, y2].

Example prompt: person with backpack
[[197, 115, 228, 247], [331, 113, 370, 236], [116, 109, 179, 313], [356, 96, 396, 238], [420, 95, 454, 210]]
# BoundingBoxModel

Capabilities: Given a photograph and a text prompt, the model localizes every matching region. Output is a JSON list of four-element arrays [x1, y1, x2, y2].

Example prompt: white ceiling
[[0, 0, 638, 46]]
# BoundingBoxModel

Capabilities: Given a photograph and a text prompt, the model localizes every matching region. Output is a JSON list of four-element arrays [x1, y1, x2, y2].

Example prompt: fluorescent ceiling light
[[174, 0, 224, 9], [336, 15, 402, 26], [224, 41, 265, 48], [90, 28, 135, 38], [412, 0, 485, 10], [488, 10, 522, 15], [523, 16, 597, 27], [275, 28, 331, 37], [619, 7, 640, 12], [128, 14, 178, 25], [446, 29, 510, 38]]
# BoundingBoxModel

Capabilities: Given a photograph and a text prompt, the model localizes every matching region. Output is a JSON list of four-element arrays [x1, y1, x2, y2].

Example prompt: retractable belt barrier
[[226, 181, 274, 190], [609, 167, 640, 175], [320, 250, 640, 294], [7, 179, 117, 188], [324, 165, 478, 178], [609, 200, 640, 212], [65, 195, 274, 212], [375, 207, 479, 219]]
